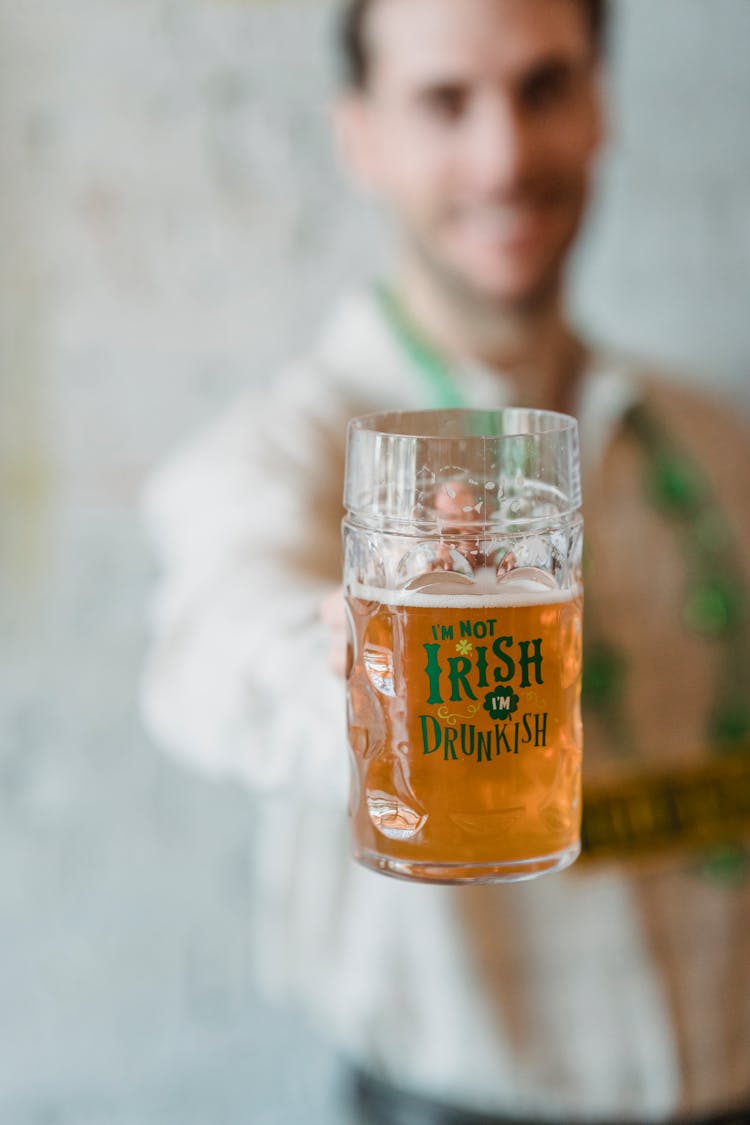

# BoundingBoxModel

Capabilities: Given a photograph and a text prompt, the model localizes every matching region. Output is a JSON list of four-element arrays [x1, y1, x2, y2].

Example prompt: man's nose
[[462, 94, 537, 193]]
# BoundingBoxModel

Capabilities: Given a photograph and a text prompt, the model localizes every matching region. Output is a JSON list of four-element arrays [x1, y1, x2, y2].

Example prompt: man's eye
[[420, 85, 468, 122], [522, 66, 575, 111]]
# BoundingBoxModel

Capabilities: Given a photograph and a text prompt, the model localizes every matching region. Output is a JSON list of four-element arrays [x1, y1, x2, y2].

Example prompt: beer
[[347, 573, 582, 882]]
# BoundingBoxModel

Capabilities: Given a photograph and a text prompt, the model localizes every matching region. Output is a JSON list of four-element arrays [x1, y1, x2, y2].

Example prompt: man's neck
[[394, 259, 586, 416]]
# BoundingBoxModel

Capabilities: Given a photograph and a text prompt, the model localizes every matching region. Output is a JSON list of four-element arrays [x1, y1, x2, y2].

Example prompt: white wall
[[574, 0, 750, 393], [1, 2, 748, 1121]]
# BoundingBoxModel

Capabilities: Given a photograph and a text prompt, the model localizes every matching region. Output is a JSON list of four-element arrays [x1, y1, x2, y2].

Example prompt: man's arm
[[141, 366, 350, 801]]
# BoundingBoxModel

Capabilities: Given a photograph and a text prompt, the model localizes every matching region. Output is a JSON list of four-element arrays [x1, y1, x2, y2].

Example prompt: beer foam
[[351, 568, 580, 609]]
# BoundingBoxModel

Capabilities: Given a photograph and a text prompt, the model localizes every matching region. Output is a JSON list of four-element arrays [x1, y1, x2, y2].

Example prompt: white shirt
[[142, 289, 750, 1120]]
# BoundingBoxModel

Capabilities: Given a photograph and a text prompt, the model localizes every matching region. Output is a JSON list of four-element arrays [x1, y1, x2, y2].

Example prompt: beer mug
[[343, 409, 583, 884]]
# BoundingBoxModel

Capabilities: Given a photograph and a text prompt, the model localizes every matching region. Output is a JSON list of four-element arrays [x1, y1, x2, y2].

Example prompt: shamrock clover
[[483, 687, 520, 719], [455, 639, 473, 657]]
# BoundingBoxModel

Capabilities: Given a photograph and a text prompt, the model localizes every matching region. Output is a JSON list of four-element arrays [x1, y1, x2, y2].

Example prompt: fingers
[[327, 641, 348, 679], [321, 585, 346, 630], [321, 586, 347, 679]]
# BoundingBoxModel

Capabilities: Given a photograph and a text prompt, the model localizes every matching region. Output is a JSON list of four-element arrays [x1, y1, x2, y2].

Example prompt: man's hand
[[321, 586, 347, 678]]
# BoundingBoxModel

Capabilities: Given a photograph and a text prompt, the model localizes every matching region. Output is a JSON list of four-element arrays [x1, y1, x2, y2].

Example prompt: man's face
[[340, 0, 604, 310]]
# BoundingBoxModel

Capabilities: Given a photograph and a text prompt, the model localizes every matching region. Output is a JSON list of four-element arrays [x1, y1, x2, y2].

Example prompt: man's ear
[[332, 93, 382, 193]]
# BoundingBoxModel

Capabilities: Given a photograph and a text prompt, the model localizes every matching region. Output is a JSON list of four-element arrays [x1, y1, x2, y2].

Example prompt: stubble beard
[[404, 223, 567, 327]]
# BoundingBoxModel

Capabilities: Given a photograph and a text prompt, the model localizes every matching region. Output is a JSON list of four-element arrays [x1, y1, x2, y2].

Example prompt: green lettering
[[492, 636, 515, 683], [495, 723, 519, 755], [475, 646, 488, 689], [476, 728, 493, 763], [448, 657, 477, 703], [519, 638, 544, 687], [424, 643, 443, 704], [443, 727, 458, 760], [420, 714, 442, 754]]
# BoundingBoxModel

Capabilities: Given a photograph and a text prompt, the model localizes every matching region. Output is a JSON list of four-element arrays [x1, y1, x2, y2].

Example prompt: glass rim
[[348, 407, 579, 442], [345, 406, 582, 527]]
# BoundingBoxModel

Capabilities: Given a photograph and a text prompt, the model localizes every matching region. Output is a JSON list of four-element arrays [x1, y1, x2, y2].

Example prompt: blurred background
[[1, 0, 749, 1122]]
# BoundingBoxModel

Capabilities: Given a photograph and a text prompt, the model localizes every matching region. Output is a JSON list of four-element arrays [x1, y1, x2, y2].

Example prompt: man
[[142, 1, 750, 1121]]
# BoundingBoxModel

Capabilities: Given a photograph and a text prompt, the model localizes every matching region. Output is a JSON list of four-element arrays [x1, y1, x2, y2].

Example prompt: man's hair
[[339, 0, 609, 89]]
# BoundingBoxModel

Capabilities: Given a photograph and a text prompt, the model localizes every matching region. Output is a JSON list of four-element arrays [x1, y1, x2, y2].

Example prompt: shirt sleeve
[[140, 365, 350, 803]]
